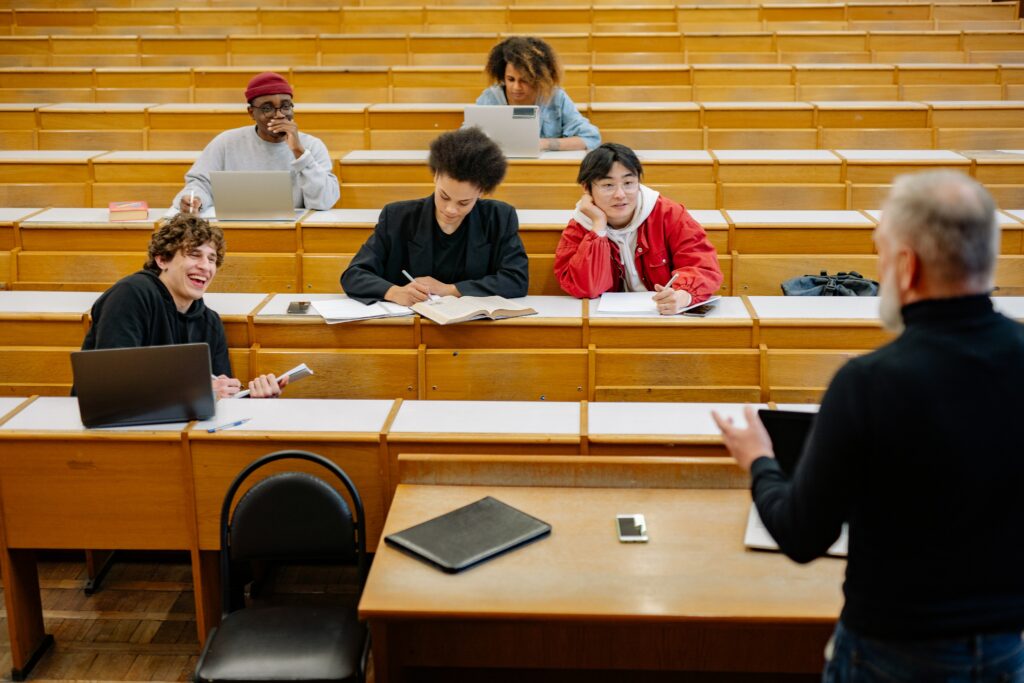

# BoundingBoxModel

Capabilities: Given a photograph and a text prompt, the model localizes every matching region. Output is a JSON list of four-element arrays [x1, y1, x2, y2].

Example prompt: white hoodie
[[571, 184, 661, 292]]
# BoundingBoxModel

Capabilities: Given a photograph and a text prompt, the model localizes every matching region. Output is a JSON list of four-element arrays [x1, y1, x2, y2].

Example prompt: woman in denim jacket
[[476, 36, 601, 152]]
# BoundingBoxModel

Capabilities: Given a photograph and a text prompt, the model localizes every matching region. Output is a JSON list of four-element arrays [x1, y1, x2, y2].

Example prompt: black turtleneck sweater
[[80, 268, 231, 377], [752, 295, 1024, 639]]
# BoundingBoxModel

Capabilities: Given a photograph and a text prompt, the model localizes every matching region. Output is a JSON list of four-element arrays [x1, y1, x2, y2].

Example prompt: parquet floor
[[0, 552, 370, 682]]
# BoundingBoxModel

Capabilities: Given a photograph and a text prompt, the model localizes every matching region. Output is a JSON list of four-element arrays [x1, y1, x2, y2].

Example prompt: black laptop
[[745, 408, 849, 556], [384, 496, 551, 573], [71, 343, 216, 428]]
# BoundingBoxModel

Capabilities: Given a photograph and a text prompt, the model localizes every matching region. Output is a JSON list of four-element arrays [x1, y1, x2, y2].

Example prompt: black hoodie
[[80, 268, 231, 377]]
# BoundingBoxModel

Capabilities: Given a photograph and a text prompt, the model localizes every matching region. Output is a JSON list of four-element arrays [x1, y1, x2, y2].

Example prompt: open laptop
[[463, 105, 541, 158], [71, 343, 216, 428], [209, 170, 296, 221], [744, 409, 849, 556]]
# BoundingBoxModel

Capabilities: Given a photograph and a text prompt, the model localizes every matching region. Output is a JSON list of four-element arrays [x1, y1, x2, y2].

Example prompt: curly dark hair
[[428, 127, 507, 194], [576, 143, 644, 192], [145, 213, 226, 271], [484, 36, 560, 104]]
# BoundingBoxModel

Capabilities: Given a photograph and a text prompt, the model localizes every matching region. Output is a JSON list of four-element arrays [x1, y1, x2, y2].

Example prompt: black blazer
[[340, 195, 529, 303]]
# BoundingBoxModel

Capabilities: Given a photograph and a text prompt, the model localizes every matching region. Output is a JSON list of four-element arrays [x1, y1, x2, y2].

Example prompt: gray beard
[[878, 274, 905, 335]]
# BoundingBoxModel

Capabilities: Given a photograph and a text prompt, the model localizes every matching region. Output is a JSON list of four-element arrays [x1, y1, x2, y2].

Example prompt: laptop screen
[[72, 343, 216, 428], [757, 409, 815, 476]]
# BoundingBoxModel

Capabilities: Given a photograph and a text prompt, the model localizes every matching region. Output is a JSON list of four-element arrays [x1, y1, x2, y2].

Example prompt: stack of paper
[[597, 292, 720, 315], [311, 298, 414, 324]]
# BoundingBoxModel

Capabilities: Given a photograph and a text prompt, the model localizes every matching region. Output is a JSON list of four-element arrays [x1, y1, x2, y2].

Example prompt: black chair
[[194, 450, 369, 683]]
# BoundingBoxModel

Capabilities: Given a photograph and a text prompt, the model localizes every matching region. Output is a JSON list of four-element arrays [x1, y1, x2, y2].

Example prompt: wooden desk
[[588, 296, 758, 401], [748, 295, 891, 349], [90, 150, 198, 207], [0, 208, 40, 284], [815, 101, 932, 149], [0, 149, 104, 207], [35, 102, 151, 150], [0, 397, 206, 680], [0, 104, 39, 150], [724, 209, 876, 254], [202, 292, 268, 370], [712, 149, 845, 210], [384, 400, 582, 496], [360, 481, 843, 682], [338, 149, 717, 210], [251, 293, 420, 399], [586, 401, 764, 456], [702, 102, 815, 149], [960, 150, 1024, 210], [17, 206, 160, 250], [587, 102, 701, 149], [836, 149, 971, 209]]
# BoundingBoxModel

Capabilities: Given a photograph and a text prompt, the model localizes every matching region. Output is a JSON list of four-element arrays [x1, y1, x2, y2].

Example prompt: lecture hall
[[0, 0, 1023, 680]]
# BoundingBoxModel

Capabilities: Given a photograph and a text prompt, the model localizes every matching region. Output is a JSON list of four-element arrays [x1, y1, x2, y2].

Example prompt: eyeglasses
[[594, 180, 638, 195], [253, 103, 294, 116]]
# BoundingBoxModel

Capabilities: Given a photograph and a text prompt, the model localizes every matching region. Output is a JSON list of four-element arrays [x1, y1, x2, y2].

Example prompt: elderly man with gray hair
[[715, 170, 1024, 681]]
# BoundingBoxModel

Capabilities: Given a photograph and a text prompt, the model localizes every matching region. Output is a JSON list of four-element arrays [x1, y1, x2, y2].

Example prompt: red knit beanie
[[245, 72, 293, 102]]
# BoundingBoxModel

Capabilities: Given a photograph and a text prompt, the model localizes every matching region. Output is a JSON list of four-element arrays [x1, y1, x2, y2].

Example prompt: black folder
[[384, 496, 552, 573]]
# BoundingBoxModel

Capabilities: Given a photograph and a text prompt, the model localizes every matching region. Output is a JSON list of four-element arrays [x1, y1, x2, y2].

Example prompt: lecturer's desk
[[586, 401, 766, 457], [0, 397, 203, 680], [383, 400, 581, 499], [360, 481, 844, 682]]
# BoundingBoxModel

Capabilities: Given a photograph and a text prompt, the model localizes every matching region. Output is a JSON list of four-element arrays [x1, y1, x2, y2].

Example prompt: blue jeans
[[824, 620, 1024, 682]]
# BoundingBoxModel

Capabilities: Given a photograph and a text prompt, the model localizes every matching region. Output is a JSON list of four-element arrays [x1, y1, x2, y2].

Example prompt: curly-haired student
[[341, 127, 529, 305], [476, 36, 600, 152]]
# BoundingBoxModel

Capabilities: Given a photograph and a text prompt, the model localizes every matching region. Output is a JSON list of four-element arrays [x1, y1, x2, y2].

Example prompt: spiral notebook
[[384, 496, 551, 573]]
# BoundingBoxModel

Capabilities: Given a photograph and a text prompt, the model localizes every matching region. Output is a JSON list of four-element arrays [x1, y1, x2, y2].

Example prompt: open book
[[411, 295, 537, 326], [311, 298, 413, 324]]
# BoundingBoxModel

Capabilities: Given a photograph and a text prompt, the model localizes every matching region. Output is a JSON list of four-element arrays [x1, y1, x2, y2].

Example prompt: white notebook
[[312, 298, 413, 324], [597, 292, 720, 315], [744, 505, 848, 557]]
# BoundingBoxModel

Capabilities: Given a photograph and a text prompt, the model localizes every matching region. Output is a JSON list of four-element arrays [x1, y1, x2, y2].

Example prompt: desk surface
[[0, 397, 187, 433], [22, 207, 163, 224], [868, 209, 1024, 227], [342, 150, 714, 163], [589, 295, 751, 319], [726, 210, 874, 225], [0, 397, 27, 421], [0, 208, 41, 222], [202, 292, 268, 317], [93, 151, 201, 163], [835, 149, 969, 162], [749, 295, 882, 319], [360, 484, 844, 621], [389, 400, 580, 435], [588, 401, 763, 436], [191, 397, 394, 434], [0, 290, 100, 313], [712, 149, 840, 162]]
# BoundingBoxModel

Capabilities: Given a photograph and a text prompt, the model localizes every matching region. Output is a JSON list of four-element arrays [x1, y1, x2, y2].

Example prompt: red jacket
[[553, 195, 723, 302]]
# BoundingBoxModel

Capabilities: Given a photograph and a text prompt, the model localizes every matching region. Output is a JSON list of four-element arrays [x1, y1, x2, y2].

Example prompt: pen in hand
[[207, 417, 251, 433], [401, 269, 441, 302], [188, 189, 196, 215]]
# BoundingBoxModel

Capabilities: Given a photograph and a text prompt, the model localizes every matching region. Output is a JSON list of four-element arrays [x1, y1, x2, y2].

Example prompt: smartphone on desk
[[681, 295, 721, 318], [616, 514, 648, 543], [286, 300, 311, 314]]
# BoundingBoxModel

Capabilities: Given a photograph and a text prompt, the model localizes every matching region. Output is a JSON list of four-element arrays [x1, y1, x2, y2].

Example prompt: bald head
[[880, 171, 998, 294]]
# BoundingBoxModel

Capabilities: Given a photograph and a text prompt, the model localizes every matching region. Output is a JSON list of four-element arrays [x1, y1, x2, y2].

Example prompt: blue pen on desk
[[207, 417, 251, 433], [401, 269, 441, 302]]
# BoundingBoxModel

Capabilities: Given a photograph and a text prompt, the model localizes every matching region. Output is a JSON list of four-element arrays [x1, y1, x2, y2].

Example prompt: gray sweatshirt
[[172, 125, 340, 211]]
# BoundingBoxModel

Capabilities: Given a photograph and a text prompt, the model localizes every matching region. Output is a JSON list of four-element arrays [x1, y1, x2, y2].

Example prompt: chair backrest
[[218, 450, 367, 617]]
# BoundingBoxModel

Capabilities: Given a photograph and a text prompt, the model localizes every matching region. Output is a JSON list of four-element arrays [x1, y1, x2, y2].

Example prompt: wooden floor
[[0, 552, 199, 682]]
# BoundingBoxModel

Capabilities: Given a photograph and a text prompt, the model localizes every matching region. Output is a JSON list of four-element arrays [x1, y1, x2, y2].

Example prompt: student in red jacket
[[554, 143, 722, 314]]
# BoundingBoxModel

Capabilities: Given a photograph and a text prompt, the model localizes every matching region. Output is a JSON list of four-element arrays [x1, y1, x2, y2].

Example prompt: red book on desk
[[108, 200, 149, 222]]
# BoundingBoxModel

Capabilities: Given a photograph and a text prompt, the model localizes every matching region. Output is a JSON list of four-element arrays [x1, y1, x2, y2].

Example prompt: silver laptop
[[72, 343, 216, 428], [463, 105, 541, 158], [209, 170, 296, 221]]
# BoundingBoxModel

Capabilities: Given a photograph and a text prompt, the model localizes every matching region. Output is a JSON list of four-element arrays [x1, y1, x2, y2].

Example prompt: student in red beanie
[[173, 71, 339, 214]]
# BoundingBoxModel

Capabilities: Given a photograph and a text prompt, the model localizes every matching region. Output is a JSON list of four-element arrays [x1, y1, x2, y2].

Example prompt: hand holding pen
[[652, 272, 692, 316], [383, 270, 439, 306]]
